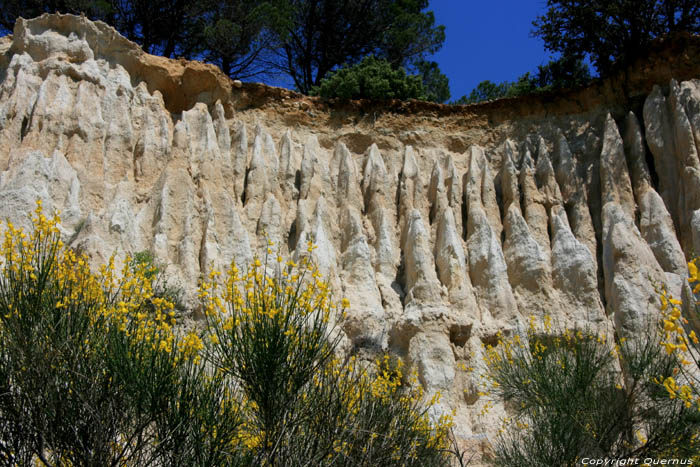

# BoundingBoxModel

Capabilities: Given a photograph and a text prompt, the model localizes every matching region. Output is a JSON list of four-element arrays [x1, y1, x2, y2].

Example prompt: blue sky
[[262, 0, 554, 99], [430, 0, 551, 100]]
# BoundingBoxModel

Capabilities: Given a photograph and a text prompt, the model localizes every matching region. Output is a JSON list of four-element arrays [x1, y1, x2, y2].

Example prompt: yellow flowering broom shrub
[[0, 202, 248, 466], [201, 245, 455, 466], [0, 203, 455, 466], [657, 258, 700, 412], [482, 317, 700, 466]]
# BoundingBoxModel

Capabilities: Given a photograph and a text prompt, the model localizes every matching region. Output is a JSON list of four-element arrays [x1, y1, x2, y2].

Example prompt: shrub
[[452, 80, 512, 105], [129, 248, 187, 315], [0, 202, 242, 466], [657, 259, 700, 410], [415, 60, 451, 103], [311, 55, 426, 101], [0, 202, 456, 465], [482, 317, 700, 466], [201, 245, 455, 465]]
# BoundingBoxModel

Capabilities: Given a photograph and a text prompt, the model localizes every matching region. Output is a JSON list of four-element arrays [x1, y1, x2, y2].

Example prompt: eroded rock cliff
[[2, 13, 700, 451]]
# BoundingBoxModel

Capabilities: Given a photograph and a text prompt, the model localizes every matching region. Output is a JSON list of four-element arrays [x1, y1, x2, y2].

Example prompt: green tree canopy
[[0, 0, 103, 32], [531, 55, 591, 89], [415, 60, 450, 103], [1, 0, 446, 93], [107, 0, 207, 57], [452, 80, 511, 105], [533, 0, 700, 76], [378, 0, 445, 68], [270, 0, 445, 94], [0, 0, 282, 79], [198, 1, 281, 78], [310, 55, 426, 100]]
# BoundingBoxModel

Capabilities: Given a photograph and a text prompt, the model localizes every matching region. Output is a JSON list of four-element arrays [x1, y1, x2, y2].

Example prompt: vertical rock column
[[338, 143, 386, 349], [464, 145, 518, 324], [624, 112, 686, 278], [363, 144, 398, 291], [600, 114, 668, 334], [644, 81, 700, 253]]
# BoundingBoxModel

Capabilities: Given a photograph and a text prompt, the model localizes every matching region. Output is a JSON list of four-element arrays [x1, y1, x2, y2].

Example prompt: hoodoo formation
[[2, 13, 700, 449]]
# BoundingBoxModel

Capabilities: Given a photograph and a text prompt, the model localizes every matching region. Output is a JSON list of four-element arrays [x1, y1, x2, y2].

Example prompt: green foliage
[[452, 80, 511, 105], [379, 0, 445, 68], [0, 203, 457, 465], [310, 55, 426, 101], [271, 0, 445, 93], [0, 0, 106, 33], [415, 60, 450, 103], [129, 249, 158, 278], [201, 247, 455, 465], [0, 0, 280, 78], [533, 0, 700, 75], [453, 56, 591, 105], [204, 256, 342, 451], [505, 72, 538, 98], [657, 259, 700, 411], [483, 322, 700, 466], [198, 1, 281, 78], [1, 0, 445, 92], [530, 55, 591, 90], [110, 0, 208, 57], [129, 249, 186, 315], [0, 205, 219, 465]]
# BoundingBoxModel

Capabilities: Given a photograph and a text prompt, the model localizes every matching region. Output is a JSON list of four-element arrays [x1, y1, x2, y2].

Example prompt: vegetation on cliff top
[[310, 55, 428, 101], [533, 0, 700, 77], [0, 0, 449, 101], [2, 1, 700, 103]]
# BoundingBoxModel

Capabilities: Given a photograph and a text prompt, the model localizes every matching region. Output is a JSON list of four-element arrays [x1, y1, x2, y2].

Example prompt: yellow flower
[[688, 261, 698, 281], [661, 342, 677, 355], [690, 330, 699, 344], [664, 377, 679, 398]]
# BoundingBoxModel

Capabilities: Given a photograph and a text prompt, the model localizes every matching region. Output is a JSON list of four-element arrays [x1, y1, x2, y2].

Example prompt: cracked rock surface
[[3, 13, 700, 447]]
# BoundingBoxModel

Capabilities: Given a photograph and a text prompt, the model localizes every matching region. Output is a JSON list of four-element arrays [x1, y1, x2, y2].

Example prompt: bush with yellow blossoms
[[200, 244, 455, 466], [0, 203, 456, 466], [657, 258, 700, 414], [481, 316, 700, 466], [0, 202, 247, 466]]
